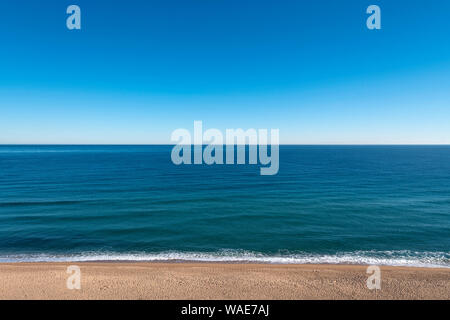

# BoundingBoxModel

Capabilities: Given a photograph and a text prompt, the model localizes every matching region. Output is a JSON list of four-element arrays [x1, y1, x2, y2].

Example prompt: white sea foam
[[0, 250, 449, 268]]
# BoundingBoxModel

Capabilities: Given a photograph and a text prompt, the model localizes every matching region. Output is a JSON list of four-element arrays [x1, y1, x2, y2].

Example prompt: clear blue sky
[[1, 0, 449, 144]]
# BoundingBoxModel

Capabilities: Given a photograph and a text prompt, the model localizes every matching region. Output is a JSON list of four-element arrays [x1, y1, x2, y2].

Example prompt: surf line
[[171, 121, 279, 175]]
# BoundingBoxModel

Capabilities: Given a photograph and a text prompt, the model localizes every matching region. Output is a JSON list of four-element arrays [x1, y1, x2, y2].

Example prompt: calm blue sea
[[0, 145, 449, 267]]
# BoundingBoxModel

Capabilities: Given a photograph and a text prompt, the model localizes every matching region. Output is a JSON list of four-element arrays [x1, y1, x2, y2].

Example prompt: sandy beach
[[0, 263, 448, 300]]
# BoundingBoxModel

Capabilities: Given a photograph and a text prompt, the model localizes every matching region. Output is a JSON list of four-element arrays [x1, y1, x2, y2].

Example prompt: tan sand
[[0, 263, 449, 300]]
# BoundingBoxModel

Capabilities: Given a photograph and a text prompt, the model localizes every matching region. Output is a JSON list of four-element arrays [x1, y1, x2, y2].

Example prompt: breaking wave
[[1, 250, 449, 268]]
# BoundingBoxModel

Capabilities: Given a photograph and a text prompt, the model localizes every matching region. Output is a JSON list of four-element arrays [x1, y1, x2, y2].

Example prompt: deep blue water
[[0, 145, 449, 267]]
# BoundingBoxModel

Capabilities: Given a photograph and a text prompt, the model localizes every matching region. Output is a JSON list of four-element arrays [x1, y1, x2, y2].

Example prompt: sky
[[0, 0, 449, 144]]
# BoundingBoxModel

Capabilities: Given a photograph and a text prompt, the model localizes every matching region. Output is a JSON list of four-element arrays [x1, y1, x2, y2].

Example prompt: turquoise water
[[0, 145, 449, 267]]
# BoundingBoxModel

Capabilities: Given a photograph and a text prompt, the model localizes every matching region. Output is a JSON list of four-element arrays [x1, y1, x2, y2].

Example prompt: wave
[[0, 200, 85, 207], [0, 250, 449, 268]]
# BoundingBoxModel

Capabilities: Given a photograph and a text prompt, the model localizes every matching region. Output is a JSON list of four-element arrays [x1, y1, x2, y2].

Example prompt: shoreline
[[1, 262, 449, 300], [1, 260, 449, 269], [1, 251, 448, 269]]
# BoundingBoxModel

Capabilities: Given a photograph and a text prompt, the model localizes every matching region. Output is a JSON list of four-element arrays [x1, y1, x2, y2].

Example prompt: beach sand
[[0, 263, 448, 300]]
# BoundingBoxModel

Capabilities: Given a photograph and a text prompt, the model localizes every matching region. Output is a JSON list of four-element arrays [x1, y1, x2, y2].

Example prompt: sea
[[0, 145, 449, 267]]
